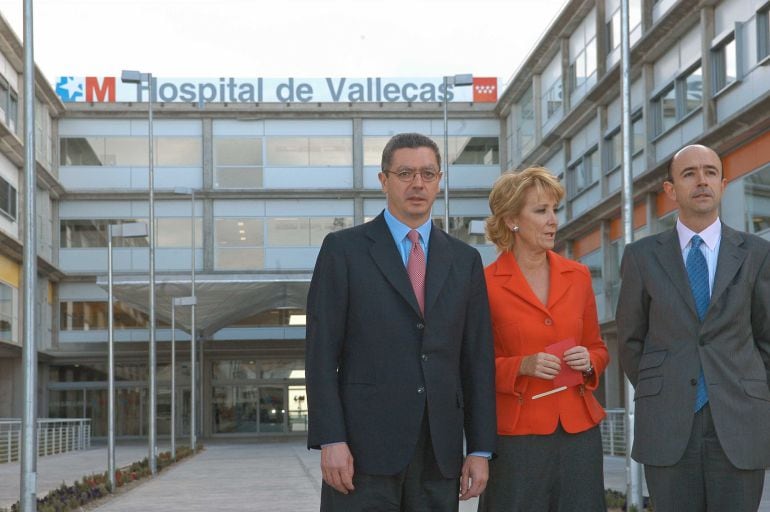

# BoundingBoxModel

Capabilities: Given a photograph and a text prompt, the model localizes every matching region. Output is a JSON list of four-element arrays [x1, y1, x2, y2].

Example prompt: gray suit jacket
[[616, 224, 770, 469], [305, 213, 497, 477]]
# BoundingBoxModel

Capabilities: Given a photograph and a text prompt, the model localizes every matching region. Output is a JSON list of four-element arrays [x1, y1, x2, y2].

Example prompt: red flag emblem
[[473, 77, 498, 103]]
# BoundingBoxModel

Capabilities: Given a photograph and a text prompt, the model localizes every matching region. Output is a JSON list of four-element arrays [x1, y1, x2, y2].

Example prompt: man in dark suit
[[305, 132, 496, 511], [617, 144, 770, 511]]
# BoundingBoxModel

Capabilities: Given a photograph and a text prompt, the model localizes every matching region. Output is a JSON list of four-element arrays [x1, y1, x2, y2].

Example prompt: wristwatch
[[583, 362, 594, 377]]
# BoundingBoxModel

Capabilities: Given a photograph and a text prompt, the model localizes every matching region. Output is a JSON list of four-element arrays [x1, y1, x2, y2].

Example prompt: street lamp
[[173, 187, 198, 448], [442, 73, 473, 234], [171, 295, 196, 459], [107, 222, 148, 491], [121, 69, 158, 474]]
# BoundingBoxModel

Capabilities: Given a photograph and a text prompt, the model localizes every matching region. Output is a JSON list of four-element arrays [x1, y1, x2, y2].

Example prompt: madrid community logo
[[56, 77, 84, 102]]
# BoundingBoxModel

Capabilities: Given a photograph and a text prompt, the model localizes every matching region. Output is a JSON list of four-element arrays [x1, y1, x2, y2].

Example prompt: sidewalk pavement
[[1, 440, 769, 511]]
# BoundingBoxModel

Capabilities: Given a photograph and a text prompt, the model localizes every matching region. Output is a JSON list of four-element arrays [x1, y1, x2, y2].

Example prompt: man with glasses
[[306, 132, 496, 511]]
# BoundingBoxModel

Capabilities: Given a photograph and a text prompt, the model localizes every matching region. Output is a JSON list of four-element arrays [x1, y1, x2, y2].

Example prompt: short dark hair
[[381, 133, 441, 172]]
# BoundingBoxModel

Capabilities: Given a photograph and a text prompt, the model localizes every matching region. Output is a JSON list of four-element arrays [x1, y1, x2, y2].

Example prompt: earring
[[511, 225, 519, 233]]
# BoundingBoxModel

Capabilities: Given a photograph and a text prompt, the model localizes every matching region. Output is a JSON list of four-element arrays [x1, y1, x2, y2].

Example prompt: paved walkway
[[2, 440, 770, 511]]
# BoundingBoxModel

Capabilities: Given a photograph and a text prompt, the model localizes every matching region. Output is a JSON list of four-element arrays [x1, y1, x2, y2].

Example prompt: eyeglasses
[[386, 167, 441, 183]]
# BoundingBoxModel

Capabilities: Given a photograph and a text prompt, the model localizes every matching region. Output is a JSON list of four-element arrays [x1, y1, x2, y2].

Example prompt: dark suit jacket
[[305, 213, 497, 478], [616, 224, 770, 469]]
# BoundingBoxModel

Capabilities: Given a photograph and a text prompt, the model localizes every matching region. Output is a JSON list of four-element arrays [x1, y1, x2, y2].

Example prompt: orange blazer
[[485, 250, 609, 436]]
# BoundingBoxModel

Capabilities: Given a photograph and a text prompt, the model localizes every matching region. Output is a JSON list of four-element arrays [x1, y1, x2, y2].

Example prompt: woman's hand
[[520, 352, 561, 379], [563, 345, 592, 372]]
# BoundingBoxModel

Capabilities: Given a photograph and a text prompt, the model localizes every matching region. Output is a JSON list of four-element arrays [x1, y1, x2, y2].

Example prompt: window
[[363, 136, 499, 167], [569, 147, 599, 194], [266, 217, 352, 246], [653, 65, 701, 136], [606, 0, 642, 53], [0, 281, 16, 342], [543, 79, 563, 119], [712, 34, 737, 92], [0, 176, 17, 220], [578, 249, 605, 320], [432, 217, 490, 245], [631, 113, 644, 154], [59, 301, 169, 330], [605, 130, 622, 172], [759, 6, 770, 61], [265, 137, 352, 166], [214, 137, 263, 189], [744, 165, 770, 234], [570, 39, 597, 93], [516, 87, 536, 159], [215, 218, 264, 270], [60, 137, 201, 166], [60, 219, 147, 248]]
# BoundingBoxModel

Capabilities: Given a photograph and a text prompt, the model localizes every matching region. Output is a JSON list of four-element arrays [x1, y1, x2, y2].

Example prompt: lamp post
[[20, 0, 37, 509], [120, 69, 158, 474], [173, 187, 198, 448], [171, 295, 196, 459], [107, 222, 148, 491], [442, 73, 473, 234]]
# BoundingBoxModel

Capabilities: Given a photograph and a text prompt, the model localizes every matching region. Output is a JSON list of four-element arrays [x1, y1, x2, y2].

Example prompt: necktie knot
[[691, 235, 703, 250], [407, 229, 420, 244]]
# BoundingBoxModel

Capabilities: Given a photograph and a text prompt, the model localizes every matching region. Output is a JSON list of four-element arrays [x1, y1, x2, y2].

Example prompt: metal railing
[[0, 418, 91, 463], [600, 408, 627, 456]]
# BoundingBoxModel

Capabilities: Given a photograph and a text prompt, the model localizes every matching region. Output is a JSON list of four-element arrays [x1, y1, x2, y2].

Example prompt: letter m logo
[[85, 77, 116, 102]]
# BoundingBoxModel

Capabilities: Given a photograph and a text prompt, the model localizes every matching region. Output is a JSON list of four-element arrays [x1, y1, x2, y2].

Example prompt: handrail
[[0, 418, 92, 463]]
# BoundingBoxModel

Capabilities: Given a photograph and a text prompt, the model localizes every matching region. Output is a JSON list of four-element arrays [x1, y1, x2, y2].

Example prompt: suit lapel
[[710, 225, 746, 311], [653, 228, 699, 319], [547, 252, 573, 309], [424, 225, 453, 316], [498, 251, 551, 316], [367, 214, 422, 316]]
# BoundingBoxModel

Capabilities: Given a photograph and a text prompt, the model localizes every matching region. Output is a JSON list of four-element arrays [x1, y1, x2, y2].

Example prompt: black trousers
[[320, 412, 459, 512], [644, 404, 765, 512], [477, 424, 606, 512]]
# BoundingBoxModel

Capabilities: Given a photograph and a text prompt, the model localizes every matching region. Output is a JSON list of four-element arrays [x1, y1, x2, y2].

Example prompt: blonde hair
[[485, 166, 565, 251]]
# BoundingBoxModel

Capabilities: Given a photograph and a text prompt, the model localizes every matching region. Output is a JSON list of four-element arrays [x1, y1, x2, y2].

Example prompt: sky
[[0, 0, 566, 86]]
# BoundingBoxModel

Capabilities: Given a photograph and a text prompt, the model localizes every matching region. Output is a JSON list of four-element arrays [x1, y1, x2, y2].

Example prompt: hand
[[520, 352, 561, 379], [563, 346, 591, 372], [321, 443, 355, 494], [459, 455, 489, 500]]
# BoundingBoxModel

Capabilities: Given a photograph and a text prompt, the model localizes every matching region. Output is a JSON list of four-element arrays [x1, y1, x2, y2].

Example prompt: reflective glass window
[[156, 218, 203, 248], [266, 137, 309, 166], [155, 137, 202, 166]]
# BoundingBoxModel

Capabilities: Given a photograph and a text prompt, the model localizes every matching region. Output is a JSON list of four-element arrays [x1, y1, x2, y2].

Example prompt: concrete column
[[642, 63, 655, 169], [561, 38, 571, 112], [700, 6, 716, 129]]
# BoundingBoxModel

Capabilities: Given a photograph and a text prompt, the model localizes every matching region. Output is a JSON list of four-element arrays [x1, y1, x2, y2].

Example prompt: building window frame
[[711, 30, 740, 94], [568, 145, 599, 197], [758, 3, 770, 63], [0, 176, 17, 221], [652, 61, 702, 137]]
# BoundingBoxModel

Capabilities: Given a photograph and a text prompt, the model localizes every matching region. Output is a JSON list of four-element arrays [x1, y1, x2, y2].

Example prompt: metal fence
[[600, 408, 626, 456], [0, 418, 91, 463]]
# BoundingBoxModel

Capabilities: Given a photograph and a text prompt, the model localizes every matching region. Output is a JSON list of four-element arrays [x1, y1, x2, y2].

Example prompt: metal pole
[[147, 73, 157, 475], [107, 230, 116, 491], [20, 0, 38, 507], [170, 299, 175, 460], [190, 190, 197, 449], [620, 0, 644, 508], [442, 76, 450, 234]]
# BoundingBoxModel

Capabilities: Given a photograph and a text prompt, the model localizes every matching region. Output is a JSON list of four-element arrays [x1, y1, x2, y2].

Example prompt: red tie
[[407, 229, 426, 316]]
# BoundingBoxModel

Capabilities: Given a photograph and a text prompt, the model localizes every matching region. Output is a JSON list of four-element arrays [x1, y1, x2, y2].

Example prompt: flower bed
[[1, 444, 203, 512]]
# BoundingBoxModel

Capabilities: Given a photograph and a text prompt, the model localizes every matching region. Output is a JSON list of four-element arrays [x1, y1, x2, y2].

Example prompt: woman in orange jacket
[[478, 167, 609, 512]]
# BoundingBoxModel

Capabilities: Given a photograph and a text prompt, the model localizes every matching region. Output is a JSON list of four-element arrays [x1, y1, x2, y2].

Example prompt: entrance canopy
[[96, 273, 312, 337]]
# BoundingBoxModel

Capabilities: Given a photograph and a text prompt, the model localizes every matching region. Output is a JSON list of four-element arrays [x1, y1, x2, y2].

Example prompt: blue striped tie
[[686, 235, 709, 412]]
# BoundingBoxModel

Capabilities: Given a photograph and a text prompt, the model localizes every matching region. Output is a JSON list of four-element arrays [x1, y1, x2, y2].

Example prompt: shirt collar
[[676, 217, 721, 252], [383, 208, 432, 245]]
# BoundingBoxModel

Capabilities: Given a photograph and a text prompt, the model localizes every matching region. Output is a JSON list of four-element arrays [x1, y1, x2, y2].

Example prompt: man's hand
[[321, 443, 355, 494], [459, 454, 489, 500]]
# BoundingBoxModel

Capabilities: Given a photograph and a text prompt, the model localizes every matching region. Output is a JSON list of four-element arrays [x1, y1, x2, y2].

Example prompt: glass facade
[[60, 137, 202, 166]]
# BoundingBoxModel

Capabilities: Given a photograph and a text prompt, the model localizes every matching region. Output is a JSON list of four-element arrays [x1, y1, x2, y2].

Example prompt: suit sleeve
[[305, 233, 349, 449], [751, 244, 770, 386], [616, 245, 650, 386], [581, 268, 610, 391], [460, 251, 497, 455]]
